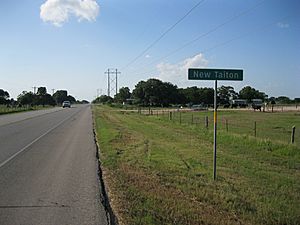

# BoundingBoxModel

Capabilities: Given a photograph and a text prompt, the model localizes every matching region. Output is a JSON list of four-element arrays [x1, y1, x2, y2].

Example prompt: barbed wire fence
[[134, 107, 299, 146]]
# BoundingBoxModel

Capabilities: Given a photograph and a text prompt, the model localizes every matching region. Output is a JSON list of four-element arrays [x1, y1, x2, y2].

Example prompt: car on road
[[62, 101, 71, 108]]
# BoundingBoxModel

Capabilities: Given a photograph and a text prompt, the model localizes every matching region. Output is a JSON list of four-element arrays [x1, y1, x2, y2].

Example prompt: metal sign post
[[188, 68, 243, 180], [213, 80, 217, 180]]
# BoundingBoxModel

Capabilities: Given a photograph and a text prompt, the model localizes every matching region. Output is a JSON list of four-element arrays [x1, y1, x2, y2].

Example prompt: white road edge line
[[0, 111, 77, 169]]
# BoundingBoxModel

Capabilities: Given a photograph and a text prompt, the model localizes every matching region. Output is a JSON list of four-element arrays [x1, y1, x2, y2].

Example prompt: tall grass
[[0, 105, 53, 115], [93, 106, 300, 225]]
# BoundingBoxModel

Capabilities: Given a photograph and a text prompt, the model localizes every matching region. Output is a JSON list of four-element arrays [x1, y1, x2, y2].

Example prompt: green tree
[[294, 98, 300, 104], [177, 88, 189, 105], [276, 96, 291, 104], [268, 97, 276, 105], [17, 91, 36, 106], [43, 94, 56, 106], [0, 89, 10, 105], [37, 87, 47, 96], [67, 95, 76, 103], [132, 81, 146, 105], [114, 87, 131, 103], [179, 86, 199, 104], [179, 87, 214, 105], [198, 87, 214, 105], [217, 86, 238, 105], [132, 78, 179, 106], [239, 86, 267, 102], [36, 87, 55, 106], [160, 82, 180, 106], [53, 90, 68, 105], [93, 95, 113, 104]]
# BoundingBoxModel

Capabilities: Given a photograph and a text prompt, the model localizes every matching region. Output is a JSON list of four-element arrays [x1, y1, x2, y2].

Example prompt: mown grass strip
[[0, 105, 53, 115], [93, 106, 300, 225]]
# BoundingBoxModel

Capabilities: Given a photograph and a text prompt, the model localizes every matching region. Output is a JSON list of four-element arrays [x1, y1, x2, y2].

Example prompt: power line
[[126, 0, 267, 75], [121, 0, 206, 70], [129, 14, 293, 80]]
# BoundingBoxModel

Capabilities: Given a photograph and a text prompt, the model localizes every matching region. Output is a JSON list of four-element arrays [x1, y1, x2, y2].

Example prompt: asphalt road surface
[[0, 105, 108, 225]]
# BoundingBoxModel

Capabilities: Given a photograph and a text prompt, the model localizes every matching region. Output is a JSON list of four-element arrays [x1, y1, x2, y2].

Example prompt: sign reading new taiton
[[188, 67, 243, 181], [188, 68, 243, 81]]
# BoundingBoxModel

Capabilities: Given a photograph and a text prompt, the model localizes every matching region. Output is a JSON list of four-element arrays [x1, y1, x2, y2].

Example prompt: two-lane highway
[[0, 105, 108, 225]]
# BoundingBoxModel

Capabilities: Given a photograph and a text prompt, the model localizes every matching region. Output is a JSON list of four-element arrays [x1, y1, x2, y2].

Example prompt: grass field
[[156, 109, 300, 146], [0, 105, 52, 115], [93, 106, 300, 225]]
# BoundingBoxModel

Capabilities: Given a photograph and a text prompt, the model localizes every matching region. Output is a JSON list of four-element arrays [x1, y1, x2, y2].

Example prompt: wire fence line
[[132, 107, 299, 146]]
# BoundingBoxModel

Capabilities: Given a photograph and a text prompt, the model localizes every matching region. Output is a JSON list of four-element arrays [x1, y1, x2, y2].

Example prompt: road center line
[[0, 110, 80, 169]]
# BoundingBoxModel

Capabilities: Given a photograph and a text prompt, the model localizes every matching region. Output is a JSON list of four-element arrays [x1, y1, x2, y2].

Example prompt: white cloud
[[40, 0, 99, 27], [277, 22, 289, 29], [156, 53, 208, 84]]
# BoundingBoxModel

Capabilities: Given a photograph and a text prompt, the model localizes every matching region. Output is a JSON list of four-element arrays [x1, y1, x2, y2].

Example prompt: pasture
[[0, 105, 53, 115], [93, 105, 300, 225]]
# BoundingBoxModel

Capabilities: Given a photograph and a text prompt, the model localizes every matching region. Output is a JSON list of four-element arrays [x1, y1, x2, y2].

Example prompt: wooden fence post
[[291, 126, 296, 144], [226, 119, 228, 132], [180, 112, 182, 124], [192, 114, 194, 124], [169, 112, 172, 121], [254, 121, 257, 137], [205, 116, 208, 129]]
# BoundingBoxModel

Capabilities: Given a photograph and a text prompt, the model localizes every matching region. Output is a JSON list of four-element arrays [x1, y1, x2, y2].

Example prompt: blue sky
[[0, 0, 299, 101]]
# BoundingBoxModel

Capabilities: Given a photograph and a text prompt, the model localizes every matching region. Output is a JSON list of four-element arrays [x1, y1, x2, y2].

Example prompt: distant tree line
[[0, 87, 83, 107], [92, 78, 299, 106]]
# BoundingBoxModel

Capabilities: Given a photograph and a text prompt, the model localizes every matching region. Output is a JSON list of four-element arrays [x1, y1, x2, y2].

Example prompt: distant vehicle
[[231, 99, 248, 108], [223, 103, 230, 108], [62, 101, 71, 108], [191, 104, 207, 111], [251, 99, 263, 111]]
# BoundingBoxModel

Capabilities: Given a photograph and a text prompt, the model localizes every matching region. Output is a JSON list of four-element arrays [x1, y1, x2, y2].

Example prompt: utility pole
[[115, 69, 121, 95], [32, 86, 37, 94], [105, 68, 121, 97], [105, 69, 111, 96]]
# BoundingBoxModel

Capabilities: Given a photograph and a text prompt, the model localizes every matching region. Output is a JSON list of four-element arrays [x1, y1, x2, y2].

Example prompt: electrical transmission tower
[[105, 69, 121, 97], [32, 86, 37, 94]]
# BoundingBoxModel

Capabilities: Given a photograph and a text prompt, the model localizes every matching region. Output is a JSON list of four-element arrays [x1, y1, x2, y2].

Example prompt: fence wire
[[135, 108, 300, 146]]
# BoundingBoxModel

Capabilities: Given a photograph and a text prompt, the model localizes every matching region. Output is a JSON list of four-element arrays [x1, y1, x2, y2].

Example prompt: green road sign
[[188, 67, 243, 180], [188, 68, 243, 81]]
